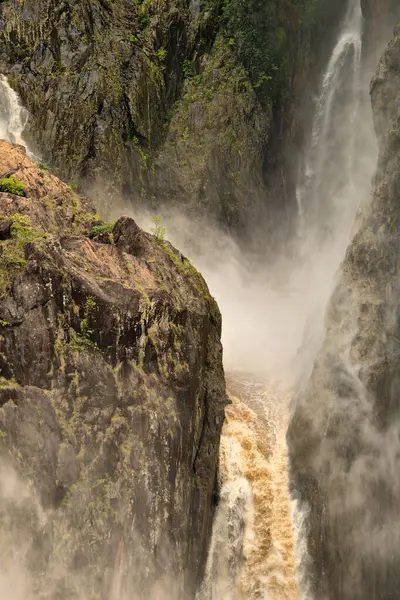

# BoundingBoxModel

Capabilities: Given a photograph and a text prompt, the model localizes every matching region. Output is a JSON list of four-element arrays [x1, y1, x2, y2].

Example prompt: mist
[[0, 0, 385, 597], [93, 4, 377, 389]]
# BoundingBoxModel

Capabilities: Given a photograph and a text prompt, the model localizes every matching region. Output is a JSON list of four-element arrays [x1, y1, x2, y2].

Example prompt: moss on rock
[[0, 139, 228, 597]]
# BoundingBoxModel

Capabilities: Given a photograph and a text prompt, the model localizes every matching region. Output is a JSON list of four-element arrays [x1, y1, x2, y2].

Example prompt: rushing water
[[0, 75, 29, 150], [0, 0, 379, 597], [199, 377, 297, 600], [199, 1, 377, 599], [296, 0, 366, 244]]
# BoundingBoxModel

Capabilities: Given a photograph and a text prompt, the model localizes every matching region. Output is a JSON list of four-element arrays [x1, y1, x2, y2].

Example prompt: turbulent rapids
[[199, 377, 297, 600], [0, 0, 390, 597], [198, 0, 377, 598]]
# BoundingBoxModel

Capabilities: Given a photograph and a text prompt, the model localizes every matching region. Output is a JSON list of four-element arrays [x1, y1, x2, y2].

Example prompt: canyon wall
[[288, 24, 400, 600], [0, 0, 348, 235], [0, 139, 227, 598]]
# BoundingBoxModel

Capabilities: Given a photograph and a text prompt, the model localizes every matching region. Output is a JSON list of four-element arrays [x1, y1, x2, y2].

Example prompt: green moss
[[182, 59, 193, 79], [0, 214, 47, 296], [133, 136, 151, 166], [89, 221, 115, 238], [156, 47, 167, 67], [161, 243, 210, 297], [0, 176, 27, 197], [63, 328, 98, 352], [138, 11, 150, 31]]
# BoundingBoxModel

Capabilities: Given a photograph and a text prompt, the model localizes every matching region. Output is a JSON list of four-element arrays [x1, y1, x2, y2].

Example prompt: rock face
[[0, 0, 348, 234], [361, 0, 400, 68], [0, 139, 227, 598], [288, 27, 400, 600]]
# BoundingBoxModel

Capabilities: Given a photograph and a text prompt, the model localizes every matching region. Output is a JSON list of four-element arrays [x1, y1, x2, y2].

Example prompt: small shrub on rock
[[89, 221, 115, 239], [0, 176, 27, 197]]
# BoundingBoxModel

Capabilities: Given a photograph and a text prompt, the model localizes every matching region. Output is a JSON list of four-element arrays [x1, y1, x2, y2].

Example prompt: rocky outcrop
[[0, 0, 348, 235], [288, 26, 400, 600], [0, 139, 227, 597]]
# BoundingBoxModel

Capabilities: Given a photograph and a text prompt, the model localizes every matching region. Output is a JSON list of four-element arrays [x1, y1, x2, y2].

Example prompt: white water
[[0, 75, 31, 154], [290, 0, 375, 385], [0, 0, 379, 598], [297, 0, 365, 241], [198, 1, 377, 599]]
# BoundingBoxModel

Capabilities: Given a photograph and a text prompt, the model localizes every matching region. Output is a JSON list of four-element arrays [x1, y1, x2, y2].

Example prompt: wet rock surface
[[288, 27, 400, 600], [0, 139, 228, 598], [0, 0, 348, 235]]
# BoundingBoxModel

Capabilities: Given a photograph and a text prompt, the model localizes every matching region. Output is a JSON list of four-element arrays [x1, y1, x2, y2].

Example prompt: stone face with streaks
[[0, 139, 228, 598], [288, 26, 400, 600], [0, 0, 349, 236]]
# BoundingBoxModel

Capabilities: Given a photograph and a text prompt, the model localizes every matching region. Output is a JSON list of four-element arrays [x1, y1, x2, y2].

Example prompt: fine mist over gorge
[[0, 0, 400, 599], [288, 23, 400, 600]]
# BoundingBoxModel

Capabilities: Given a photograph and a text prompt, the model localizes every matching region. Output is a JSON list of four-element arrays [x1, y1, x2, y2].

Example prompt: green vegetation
[[38, 162, 50, 171], [139, 12, 150, 31], [64, 296, 99, 352], [0, 176, 27, 197], [151, 215, 166, 241], [220, 0, 334, 104], [89, 221, 115, 238], [0, 214, 47, 295], [80, 295, 98, 345], [222, 0, 277, 88], [182, 59, 193, 79], [133, 136, 151, 166], [156, 47, 167, 63]]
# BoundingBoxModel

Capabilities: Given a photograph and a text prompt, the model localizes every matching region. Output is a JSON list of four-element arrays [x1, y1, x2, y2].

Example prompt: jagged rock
[[288, 27, 400, 600], [0, 139, 228, 598], [113, 215, 149, 257], [0, 0, 348, 235], [371, 25, 400, 140]]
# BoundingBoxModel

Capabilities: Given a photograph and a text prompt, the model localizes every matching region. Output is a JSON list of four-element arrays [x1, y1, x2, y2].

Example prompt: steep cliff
[[0, 139, 227, 597], [0, 0, 347, 233], [288, 26, 400, 600], [361, 0, 400, 67]]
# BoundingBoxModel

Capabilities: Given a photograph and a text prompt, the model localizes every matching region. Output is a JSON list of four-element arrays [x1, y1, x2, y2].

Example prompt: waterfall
[[292, 0, 376, 384], [0, 75, 31, 154], [198, 2, 377, 600], [296, 0, 369, 251], [199, 379, 298, 600], [289, 0, 379, 597]]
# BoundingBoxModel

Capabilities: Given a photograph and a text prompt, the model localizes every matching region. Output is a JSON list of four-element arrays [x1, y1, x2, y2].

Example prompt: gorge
[[0, 0, 400, 599]]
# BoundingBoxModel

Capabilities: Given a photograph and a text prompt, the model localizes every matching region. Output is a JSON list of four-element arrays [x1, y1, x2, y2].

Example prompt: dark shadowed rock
[[0, 219, 11, 240], [113, 215, 150, 257]]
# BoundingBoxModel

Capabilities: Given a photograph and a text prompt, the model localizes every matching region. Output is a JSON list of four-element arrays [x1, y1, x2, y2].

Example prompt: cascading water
[[0, 0, 380, 598], [0, 75, 32, 155], [292, 0, 376, 384], [198, 379, 297, 600], [297, 0, 366, 246], [198, 1, 377, 599]]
